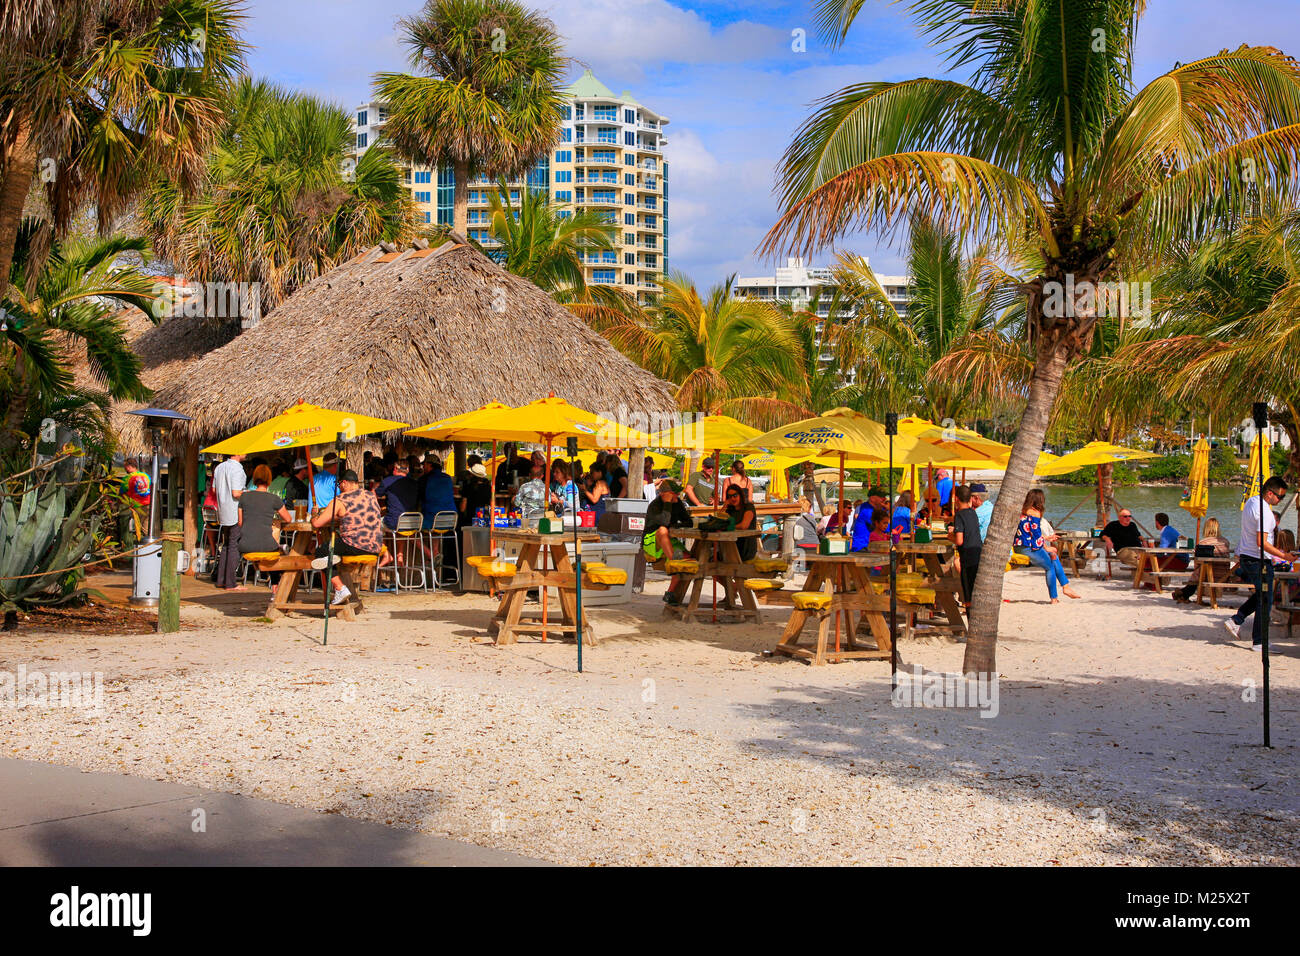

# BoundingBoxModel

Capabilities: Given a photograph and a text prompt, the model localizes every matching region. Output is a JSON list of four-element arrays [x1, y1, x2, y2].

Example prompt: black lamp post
[[884, 412, 899, 691], [1251, 402, 1272, 748]]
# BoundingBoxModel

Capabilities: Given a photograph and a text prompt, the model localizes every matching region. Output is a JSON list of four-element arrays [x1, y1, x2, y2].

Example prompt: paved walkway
[[0, 758, 542, 866]]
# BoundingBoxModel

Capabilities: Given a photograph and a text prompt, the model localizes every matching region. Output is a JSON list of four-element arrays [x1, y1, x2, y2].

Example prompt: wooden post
[[627, 448, 646, 498], [158, 518, 182, 634], [182, 441, 199, 567], [454, 441, 468, 479]]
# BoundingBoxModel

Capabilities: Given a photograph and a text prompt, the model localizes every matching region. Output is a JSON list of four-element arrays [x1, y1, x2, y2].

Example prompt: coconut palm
[[765, 0, 1300, 673], [1114, 208, 1300, 476], [140, 79, 416, 316], [0, 0, 247, 294], [832, 216, 1029, 426], [374, 0, 567, 236], [591, 272, 807, 426], [1, 224, 160, 464]]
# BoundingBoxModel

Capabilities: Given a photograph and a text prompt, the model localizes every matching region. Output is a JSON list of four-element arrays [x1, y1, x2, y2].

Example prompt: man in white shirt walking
[[1226, 476, 1293, 649], [212, 453, 247, 590]]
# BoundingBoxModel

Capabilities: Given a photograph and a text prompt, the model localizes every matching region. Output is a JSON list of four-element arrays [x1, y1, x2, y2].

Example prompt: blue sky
[[245, 0, 1300, 285]]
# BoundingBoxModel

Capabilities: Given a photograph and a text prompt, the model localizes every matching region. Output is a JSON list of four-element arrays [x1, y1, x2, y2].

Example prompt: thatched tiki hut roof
[[70, 308, 239, 456], [153, 236, 678, 447]]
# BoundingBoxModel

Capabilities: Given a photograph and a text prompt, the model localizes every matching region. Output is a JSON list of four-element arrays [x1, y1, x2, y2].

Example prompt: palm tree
[[1, 224, 160, 464], [140, 79, 416, 316], [765, 0, 1300, 673], [1114, 208, 1300, 477], [832, 216, 1028, 426], [777, 293, 855, 416], [0, 0, 247, 294], [374, 0, 567, 236], [591, 272, 807, 426], [484, 184, 615, 293]]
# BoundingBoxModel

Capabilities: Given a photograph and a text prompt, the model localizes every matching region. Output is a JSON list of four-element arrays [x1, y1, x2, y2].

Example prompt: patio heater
[[885, 412, 899, 691], [126, 407, 192, 607]]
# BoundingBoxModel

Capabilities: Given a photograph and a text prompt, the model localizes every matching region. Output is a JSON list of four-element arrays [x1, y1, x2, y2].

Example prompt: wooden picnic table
[[774, 552, 895, 666], [1056, 531, 1096, 576], [1131, 547, 1193, 593], [663, 527, 764, 625], [1194, 556, 1249, 607], [894, 540, 967, 637], [488, 528, 600, 646], [259, 521, 367, 622]]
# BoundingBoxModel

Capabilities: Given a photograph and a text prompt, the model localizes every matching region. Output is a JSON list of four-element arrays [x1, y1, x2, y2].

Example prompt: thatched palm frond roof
[[152, 236, 679, 449]]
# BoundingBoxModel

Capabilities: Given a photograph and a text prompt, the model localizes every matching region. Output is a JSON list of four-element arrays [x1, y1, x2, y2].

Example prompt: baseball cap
[[659, 479, 681, 494], [322, 451, 339, 465], [292, 458, 308, 470], [701, 457, 715, 469], [969, 482, 987, 493]]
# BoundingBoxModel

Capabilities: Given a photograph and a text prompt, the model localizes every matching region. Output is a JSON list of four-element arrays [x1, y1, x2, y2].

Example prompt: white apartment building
[[350, 70, 668, 304]]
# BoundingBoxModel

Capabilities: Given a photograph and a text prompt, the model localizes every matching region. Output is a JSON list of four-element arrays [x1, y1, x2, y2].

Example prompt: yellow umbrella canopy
[[1033, 441, 1158, 476], [422, 396, 654, 447], [897, 416, 1012, 463], [648, 414, 761, 450], [1180, 438, 1211, 520], [1241, 431, 1271, 510], [404, 402, 512, 441], [202, 401, 408, 455], [733, 408, 960, 465]]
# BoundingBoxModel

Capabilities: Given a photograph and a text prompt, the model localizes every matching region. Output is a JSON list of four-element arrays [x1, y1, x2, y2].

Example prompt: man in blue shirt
[[970, 483, 993, 541], [376, 460, 420, 530], [1154, 512, 1181, 548], [311, 452, 340, 510], [935, 468, 954, 512], [422, 454, 457, 528]]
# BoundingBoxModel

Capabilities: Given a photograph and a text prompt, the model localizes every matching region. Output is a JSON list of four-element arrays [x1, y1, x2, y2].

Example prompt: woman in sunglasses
[[723, 484, 758, 562]]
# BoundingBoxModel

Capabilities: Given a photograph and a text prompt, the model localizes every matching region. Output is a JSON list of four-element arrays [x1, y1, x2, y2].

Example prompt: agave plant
[[0, 465, 100, 630]]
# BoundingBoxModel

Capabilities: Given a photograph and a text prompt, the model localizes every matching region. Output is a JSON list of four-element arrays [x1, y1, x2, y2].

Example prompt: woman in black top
[[723, 485, 758, 561], [238, 465, 294, 585]]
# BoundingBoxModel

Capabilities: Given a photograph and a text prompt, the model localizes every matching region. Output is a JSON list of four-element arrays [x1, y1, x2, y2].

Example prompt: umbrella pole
[[712, 447, 721, 618], [567, 439, 584, 673], [488, 439, 497, 598], [836, 452, 845, 654], [541, 435, 553, 642]]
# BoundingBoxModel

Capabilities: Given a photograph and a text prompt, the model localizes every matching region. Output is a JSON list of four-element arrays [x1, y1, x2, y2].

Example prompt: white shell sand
[[1, 569, 1294, 866]]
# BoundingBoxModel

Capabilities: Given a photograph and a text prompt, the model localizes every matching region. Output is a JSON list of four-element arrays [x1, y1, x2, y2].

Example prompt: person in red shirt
[[117, 457, 151, 546]]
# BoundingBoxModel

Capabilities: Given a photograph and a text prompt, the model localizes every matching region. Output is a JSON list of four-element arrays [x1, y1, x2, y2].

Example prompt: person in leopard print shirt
[[311, 469, 383, 605]]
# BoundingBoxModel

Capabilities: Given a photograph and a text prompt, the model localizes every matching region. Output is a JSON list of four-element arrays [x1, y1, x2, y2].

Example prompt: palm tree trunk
[[453, 158, 470, 237], [0, 353, 32, 458], [963, 339, 1070, 676], [1095, 462, 1114, 527], [0, 119, 38, 293]]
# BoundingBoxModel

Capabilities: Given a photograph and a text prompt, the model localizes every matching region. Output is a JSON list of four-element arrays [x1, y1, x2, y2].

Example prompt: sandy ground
[[0, 564, 1294, 866]]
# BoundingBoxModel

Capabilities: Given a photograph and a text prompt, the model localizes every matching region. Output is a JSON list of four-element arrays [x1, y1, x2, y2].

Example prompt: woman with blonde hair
[[1172, 516, 1231, 603]]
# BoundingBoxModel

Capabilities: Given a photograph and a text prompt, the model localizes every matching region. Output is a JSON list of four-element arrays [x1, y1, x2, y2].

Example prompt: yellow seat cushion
[[576, 561, 607, 570], [242, 551, 281, 562], [466, 555, 493, 569], [896, 587, 936, 604], [1009, 553, 1031, 567], [664, 559, 699, 575], [869, 581, 886, 594], [584, 567, 627, 586], [340, 554, 378, 565], [751, 558, 788, 573], [895, 572, 927, 588], [742, 578, 782, 591], [792, 591, 832, 611], [479, 560, 516, 578]]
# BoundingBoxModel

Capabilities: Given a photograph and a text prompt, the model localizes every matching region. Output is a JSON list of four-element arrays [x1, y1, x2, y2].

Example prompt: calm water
[[989, 484, 1262, 546]]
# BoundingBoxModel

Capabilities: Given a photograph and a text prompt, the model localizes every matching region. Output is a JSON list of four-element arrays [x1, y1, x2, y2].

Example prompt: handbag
[[1194, 544, 1216, 558]]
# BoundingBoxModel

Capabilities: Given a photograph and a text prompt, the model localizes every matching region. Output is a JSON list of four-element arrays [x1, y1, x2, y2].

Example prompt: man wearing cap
[[310, 469, 382, 606], [685, 457, 716, 508], [644, 480, 694, 605], [283, 458, 310, 505], [311, 452, 340, 510], [969, 483, 992, 542]]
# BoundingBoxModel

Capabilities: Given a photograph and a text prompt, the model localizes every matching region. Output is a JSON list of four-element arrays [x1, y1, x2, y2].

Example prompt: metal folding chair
[[427, 511, 460, 589]]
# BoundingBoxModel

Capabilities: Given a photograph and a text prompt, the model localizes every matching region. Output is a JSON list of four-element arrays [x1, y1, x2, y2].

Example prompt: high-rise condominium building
[[734, 258, 911, 368], [351, 70, 668, 304]]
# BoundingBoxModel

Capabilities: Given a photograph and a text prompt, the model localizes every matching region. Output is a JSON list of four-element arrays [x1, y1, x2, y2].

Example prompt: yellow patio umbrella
[[897, 417, 1014, 517], [649, 414, 763, 509], [202, 401, 408, 455], [1180, 438, 1211, 534], [1033, 441, 1158, 476], [1242, 430, 1271, 510], [743, 451, 856, 503], [404, 402, 512, 441]]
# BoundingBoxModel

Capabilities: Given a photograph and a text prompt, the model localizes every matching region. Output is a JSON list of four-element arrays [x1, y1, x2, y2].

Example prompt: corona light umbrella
[[203, 401, 408, 456], [1180, 437, 1211, 537], [732, 408, 960, 655], [897, 417, 1013, 518], [1242, 430, 1271, 510], [741, 451, 842, 502]]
